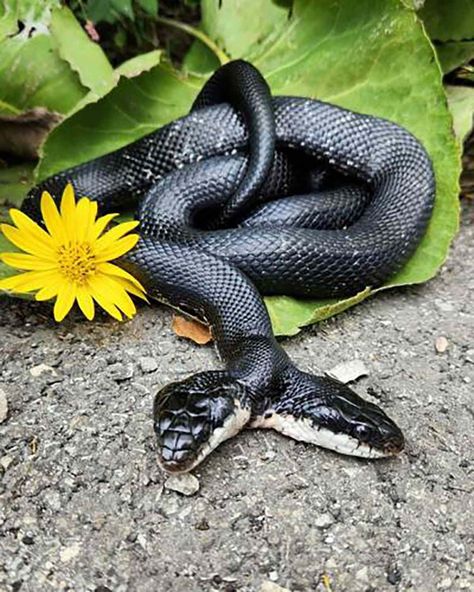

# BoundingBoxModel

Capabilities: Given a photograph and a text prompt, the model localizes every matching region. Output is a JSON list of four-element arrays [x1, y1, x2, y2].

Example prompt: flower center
[[57, 242, 97, 285]]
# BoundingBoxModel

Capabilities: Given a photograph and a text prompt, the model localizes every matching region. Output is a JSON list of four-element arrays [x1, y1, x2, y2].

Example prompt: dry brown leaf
[[0, 108, 63, 159], [172, 315, 212, 345]]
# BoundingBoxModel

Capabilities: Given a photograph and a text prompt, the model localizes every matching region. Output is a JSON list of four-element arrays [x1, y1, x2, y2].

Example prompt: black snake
[[23, 61, 435, 472]]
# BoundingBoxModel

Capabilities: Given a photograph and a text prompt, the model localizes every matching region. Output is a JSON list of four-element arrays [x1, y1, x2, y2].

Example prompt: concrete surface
[[0, 201, 472, 592]]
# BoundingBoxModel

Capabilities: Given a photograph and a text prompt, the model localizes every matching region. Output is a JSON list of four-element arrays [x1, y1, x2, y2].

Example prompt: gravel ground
[[0, 201, 473, 592]]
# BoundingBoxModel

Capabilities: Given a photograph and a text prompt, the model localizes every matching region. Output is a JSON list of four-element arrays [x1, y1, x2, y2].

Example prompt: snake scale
[[23, 61, 435, 472]]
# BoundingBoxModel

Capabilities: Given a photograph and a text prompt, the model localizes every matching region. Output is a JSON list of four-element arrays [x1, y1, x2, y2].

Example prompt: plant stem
[[156, 16, 230, 65]]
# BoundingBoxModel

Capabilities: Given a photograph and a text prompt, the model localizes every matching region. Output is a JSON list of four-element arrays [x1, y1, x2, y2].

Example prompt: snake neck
[[224, 333, 291, 403], [123, 238, 288, 402]]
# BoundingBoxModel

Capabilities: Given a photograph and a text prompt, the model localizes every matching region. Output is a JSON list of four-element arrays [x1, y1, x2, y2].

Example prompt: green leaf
[[115, 49, 162, 78], [201, 0, 289, 58], [50, 6, 115, 99], [183, 40, 220, 75], [88, 0, 135, 24], [0, 30, 86, 115], [0, 212, 20, 282], [0, 3, 114, 115], [445, 85, 474, 145], [0, 163, 35, 206], [419, 0, 474, 73], [419, 0, 474, 42], [29, 0, 460, 337], [0, 100, 21, 117], [0, 0, 60, 40], [266, 289, 372, 337], [137, 0, 159, 16], [435, 41, 474, 73]]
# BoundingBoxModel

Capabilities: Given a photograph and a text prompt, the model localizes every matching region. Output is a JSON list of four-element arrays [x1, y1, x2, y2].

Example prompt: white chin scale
[[253, 413, 389, 459]]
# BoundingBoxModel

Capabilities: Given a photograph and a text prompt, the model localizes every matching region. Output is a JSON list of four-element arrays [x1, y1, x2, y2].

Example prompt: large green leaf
[[200, 0, 460, 334], [0, 2, 116, 115], [49, 6, 115, 99], [5, 0, 461, 337]]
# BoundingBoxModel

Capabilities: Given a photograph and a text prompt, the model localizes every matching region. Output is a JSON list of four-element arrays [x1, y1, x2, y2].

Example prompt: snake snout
[[380, 424, 405, 456], [348, 399, 405, 457], [153, 372, 251, 472]]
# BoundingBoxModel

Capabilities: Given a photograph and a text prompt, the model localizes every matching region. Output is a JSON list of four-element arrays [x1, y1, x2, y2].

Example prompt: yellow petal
[[113, 277, 149, 302], [86, 199, 98, 232], [9, 208, 56, 249], [1, 252, 57, 271], [76, 287, 95, 320], [90, 213, 118, 241], [87, 276, 123, 321], [96, 275, 137, 318], [75, 197, 94, 243], [54, 282, 76, 322], [60, 183, 77, 240], [88, 199, 98, 221], [96, 234, 139, 261], [41, 191, 66, 243], [0, 270, 60, 293], [97, 261, 145, 292], [35, 281, 64, 301], [1, 224, 56, 260], [95, 221, 139, 251]]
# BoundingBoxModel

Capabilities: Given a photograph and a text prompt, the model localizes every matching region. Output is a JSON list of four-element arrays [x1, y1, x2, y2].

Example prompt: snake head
[[307, 378, 405, 458], [270, 375, 404, 459], [153, 371, 251, 473]]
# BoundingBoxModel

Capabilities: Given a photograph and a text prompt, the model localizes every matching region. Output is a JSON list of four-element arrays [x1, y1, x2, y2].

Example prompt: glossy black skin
[[153, 372, 249, 472], [191, 59, 275, 228], [22, 61, 434, 470]]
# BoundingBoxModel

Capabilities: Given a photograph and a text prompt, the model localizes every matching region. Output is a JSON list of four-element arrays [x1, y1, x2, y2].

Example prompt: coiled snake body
[[23, 61, 435, 472]]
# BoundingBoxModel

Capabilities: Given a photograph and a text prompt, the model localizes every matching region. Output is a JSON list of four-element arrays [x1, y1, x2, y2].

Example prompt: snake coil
[[23, 61, 435, 472]]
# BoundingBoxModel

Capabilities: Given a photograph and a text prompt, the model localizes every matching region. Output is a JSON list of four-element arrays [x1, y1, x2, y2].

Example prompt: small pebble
[[0, 455, 13, 470], [314, 513, 334, 529], [326, 359, 368, 383], [434, 299, 454, 312], [435, 336, 449, 354], [138, 356, 158, 373], [108, 363, 134, 382], [29, 364, 57, 377], [164, 473, 200, 496]]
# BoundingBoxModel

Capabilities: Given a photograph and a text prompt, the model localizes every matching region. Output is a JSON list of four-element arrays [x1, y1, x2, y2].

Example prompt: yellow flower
[[0, 184, 147, 322]]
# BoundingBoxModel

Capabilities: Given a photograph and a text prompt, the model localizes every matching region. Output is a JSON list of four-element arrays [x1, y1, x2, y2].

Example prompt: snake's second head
[[153, 372, 251, 473], [268, 376, 405, 459]]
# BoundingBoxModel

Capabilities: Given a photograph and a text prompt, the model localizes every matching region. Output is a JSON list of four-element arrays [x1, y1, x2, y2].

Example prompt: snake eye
[[354, 424, 372, 443]]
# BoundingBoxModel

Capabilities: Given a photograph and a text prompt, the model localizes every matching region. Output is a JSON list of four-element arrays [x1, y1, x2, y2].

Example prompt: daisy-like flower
[[0, 184, 147, 322]]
